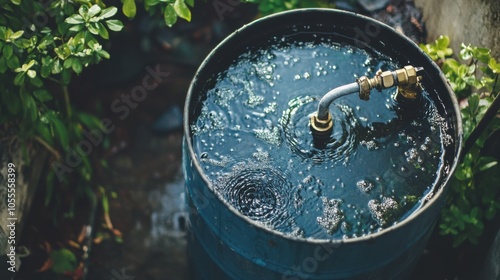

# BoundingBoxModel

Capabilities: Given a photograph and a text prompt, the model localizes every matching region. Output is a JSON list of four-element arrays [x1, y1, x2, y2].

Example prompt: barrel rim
[[183, 8, 463, 244]]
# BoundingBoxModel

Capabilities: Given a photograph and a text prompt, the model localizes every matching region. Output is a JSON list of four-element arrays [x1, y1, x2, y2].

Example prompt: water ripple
[[280, 95, 360, 164]]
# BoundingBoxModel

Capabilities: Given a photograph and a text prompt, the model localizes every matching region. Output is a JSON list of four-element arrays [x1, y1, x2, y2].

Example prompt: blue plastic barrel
[[183, 9, 462, 280]]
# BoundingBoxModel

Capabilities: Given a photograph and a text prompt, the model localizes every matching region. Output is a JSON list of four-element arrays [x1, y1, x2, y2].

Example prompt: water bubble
[[360, 140, 379, 150], [317, 197, 344, 235], [245, 93, 265, 108], [368, 197, 400, 226], [357, 179, 375, 193], [263, 102, 278, 114], [254, 126, 281, 146]]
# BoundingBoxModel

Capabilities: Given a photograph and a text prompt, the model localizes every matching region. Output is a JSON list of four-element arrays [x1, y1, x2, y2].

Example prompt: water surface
[[191, 36, 451, 239]]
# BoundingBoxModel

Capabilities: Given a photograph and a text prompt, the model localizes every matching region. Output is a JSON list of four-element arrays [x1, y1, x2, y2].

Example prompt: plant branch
[[47, 76, 61, 84], [62, 85, 72, 118], [34, 136, 61, 160]]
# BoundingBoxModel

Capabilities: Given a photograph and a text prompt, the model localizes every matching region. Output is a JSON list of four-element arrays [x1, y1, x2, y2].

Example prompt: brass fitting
[[396, 66, 423, 101], [356, 65, 423, 101], [311, 65, 423, 138], [310, 112, 333, 136]]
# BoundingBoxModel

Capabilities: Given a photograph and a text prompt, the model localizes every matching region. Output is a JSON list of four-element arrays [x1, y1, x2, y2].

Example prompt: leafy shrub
[[421, 36, 500, 247]]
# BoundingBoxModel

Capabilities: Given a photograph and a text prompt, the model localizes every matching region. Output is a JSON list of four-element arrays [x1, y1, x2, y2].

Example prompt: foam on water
[[191, 35, 452, 239]]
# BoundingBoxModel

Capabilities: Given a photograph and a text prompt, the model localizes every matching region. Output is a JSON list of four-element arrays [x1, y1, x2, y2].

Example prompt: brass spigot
[[310, 65, 424, 137]]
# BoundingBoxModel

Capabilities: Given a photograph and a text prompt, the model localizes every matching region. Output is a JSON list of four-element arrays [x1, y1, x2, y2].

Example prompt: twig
[[34, 136, 61, 160], [62, 85, 72, 118]]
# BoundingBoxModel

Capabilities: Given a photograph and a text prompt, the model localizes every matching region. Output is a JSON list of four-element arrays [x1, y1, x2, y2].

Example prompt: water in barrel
[[190, 34, 453, 240]]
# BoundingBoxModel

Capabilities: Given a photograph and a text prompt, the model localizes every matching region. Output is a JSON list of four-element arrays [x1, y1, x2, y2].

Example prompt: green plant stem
[[62, 85, 72, 118], [34, 136, 61, 160], [461, 88, 500, 161]]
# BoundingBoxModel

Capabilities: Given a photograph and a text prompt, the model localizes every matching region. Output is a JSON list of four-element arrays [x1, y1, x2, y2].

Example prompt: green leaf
[[27, 69, 36, 78], [468, 94, 479, 113], [101, 189, 110, 215], [473, 47, 491, 64], [14, 72, 25, 85], [61, 69, 71, 85], [436, 35, 450, 49], [72, 59, 82, 74], [97, 49, 110, 59], [41, 59, 53, 78], [0, 56, 6, 73], [52, 59, 62, 74], [65, 14, 84, 24], [174, 0, 191, 21], [23, 93, 37, 121], [77, 112, 103, 129], [10, 0, 21, 5], [14, 38, 30, 49], [69, 24, 84, 32], [488, 58, 500, 74], [460, 44, 473, 60], [34, 89, 53, 102], [50, 249, 77, 274], [3, 91, 21, 115], [122, 0, 137, 19], [79, 5, 89, 19], [50, 115, 70, 148], [100, 6, 118, 19], [105, 19, 124, 32], [97, 22, 109, 39], [164, 4, 177, 27], [9, 30, 23, 40], [3, 44, 13, 59], [63, 57, 73, 69], [145, 0, 160, 6], [7, 55, 19, 69], [185, 0, 194, 7], [25, 59, 35, 69], [454, 164, 472, 181], [38, 123, 54, 147], [88, 4, 102, 18], [477, 156, 498, 172], [87, 22, 100, 35]]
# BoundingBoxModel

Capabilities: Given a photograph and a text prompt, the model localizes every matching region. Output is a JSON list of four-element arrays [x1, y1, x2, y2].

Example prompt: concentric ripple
[[216, 167, 294, 232], [280, 95, 359, 164]]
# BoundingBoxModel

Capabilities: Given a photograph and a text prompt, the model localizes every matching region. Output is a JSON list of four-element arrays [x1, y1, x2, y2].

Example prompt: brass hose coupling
[[310, 65, 424, 137], [357, 65, 424, 101]]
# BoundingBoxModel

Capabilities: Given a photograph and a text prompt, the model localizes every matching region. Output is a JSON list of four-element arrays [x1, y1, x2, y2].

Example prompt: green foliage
[[245, 0, 335, 16], [419, 35, 453, 61], [0, 0, 123, 193], [421, 36, 500, 247], [420, 36, 499, 98], [50, 248, 78, 274], [122, 0, 195, 27]]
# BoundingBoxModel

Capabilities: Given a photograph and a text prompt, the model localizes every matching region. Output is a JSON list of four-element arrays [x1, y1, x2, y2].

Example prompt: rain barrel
[[183, 9, 462, 280]]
